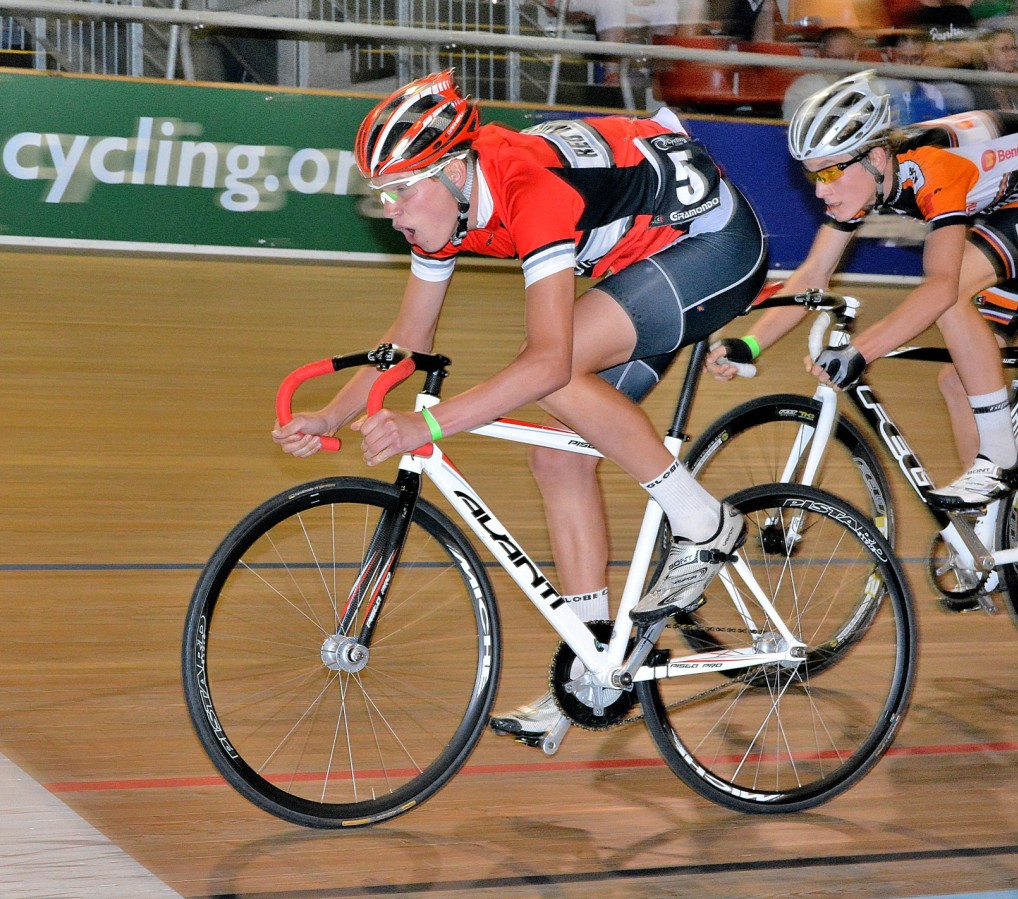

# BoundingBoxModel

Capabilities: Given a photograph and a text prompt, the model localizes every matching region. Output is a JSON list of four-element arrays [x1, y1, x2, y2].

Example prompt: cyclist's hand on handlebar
[[272, 412, 336, 458], [706, 339, 756, 381], [806, 344, 866, 390], [353, 408, 432, 467]]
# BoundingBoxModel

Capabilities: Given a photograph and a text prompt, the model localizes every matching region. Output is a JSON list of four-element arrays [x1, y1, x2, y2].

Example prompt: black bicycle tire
[[995, 492, 1018, 627], [635, 483, 917, 814], [665, 393, 896, 667], [684, 392, 896, 544], [181, 477, 502, 828]]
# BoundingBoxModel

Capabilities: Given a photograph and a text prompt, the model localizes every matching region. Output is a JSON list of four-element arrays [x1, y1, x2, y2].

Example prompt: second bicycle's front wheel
[[636, 484, 917, 814], [181, 477, 501, 828], [685, 393, 895, 543]]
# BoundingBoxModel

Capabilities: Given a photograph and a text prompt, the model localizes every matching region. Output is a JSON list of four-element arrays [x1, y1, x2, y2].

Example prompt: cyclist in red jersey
[[272, 70, 768, 748], [710, 71, 1018, 510]]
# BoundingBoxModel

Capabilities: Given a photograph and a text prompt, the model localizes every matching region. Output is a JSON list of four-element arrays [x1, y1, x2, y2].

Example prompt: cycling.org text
[[1, 116, 363, 211]]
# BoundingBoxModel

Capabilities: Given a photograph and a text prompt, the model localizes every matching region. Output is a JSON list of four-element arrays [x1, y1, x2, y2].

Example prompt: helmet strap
[[437, 152, 474, 246], [861, 151, 888, 211]]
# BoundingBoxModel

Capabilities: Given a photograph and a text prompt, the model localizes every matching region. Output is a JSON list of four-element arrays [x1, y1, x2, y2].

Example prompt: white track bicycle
[[182, 338, 917, 828]]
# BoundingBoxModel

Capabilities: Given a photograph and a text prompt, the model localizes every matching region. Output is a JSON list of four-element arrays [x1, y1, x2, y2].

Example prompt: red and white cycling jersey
[[411, 107, 736, 287], [836, 110, 1018, 230]]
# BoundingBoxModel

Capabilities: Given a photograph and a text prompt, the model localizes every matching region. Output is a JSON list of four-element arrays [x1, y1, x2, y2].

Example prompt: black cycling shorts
[[595, 180, 768, 402], [972, 205, 1018, 285]]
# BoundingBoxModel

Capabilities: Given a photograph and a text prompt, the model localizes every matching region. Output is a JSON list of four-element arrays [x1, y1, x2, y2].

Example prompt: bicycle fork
[[320, 469, 423, 672]]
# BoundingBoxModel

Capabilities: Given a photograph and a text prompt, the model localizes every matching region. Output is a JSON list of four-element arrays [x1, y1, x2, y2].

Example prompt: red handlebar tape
[[275, 358, 342, 452], [276, 353, 434, 457], [366, 357, 434, 457]]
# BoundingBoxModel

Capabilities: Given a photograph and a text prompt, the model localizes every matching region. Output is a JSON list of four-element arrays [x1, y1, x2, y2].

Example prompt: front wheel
[[635, 484, 917, 813], [181, 477, 502, 828]]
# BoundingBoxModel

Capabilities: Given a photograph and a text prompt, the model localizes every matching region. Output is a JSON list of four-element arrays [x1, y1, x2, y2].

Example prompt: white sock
[[563, 587, 609, 623], [641, 458, 721, 542], [970, 389, 1017, 468], [560, 588, 609, 682]]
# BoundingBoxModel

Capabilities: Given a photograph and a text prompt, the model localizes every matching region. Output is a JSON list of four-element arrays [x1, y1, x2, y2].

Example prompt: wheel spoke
[[182, 479, 500, 828], [637, 484, 915, 812]]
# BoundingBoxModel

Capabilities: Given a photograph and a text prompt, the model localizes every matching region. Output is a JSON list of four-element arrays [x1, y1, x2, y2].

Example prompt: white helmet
[[788, 71, 892, 162]]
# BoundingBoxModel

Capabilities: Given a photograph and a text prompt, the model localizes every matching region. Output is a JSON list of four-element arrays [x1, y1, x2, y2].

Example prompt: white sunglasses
[[368, 154, 466, 206]]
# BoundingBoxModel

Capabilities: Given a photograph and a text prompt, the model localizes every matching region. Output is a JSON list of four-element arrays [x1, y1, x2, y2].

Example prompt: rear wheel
[[636, 484, 917, 813]]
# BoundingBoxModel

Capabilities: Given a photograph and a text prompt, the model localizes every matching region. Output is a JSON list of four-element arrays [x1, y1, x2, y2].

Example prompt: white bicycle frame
[[766, 302, 1018, 575], [403, 396, 807, 695]]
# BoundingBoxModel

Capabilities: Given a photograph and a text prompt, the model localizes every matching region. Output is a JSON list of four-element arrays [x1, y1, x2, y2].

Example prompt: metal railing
[[5, 0, 1018, 109], [0, 0, 579, 101]]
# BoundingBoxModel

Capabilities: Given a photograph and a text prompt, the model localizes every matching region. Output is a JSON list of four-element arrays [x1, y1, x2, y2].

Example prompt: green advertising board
[[0, 69, 535, 259]]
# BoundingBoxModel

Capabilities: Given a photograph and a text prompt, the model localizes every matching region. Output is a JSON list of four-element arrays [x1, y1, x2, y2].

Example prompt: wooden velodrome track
[[4, 248, 1018, 898]]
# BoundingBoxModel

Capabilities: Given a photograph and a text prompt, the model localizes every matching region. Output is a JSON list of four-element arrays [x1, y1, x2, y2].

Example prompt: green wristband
[[421, 407, 443, 441], [741, 335, 761, 360]]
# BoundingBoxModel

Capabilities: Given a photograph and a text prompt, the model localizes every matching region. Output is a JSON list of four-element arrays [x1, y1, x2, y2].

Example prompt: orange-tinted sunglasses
[[802, 150, 870, 185]]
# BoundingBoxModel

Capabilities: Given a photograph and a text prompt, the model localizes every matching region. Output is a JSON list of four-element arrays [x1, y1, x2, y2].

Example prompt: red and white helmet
[[354, 70, 480, 179]]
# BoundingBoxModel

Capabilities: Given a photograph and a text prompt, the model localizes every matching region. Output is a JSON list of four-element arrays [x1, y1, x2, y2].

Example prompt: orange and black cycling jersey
[[830, 110, 1018, 232], [411, 108, 736, 287]]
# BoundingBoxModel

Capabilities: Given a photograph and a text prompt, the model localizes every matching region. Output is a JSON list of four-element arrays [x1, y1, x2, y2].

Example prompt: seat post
[[667, 340, 708, 443]]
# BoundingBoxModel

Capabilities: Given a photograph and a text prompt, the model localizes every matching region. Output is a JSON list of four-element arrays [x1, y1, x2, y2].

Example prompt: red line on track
[[44, 742, 1018, 794]]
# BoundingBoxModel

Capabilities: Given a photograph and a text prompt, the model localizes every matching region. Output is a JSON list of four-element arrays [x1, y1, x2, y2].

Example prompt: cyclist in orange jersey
[[710, 71, 1018, 509]]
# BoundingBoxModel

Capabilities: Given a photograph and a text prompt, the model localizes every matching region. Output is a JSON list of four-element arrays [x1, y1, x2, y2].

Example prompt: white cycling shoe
[[928, 456, 1018, 511], [489, 692, 571, 753], [630, 503, 746, 626]]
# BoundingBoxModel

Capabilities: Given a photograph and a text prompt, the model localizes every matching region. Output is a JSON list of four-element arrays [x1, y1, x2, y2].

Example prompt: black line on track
[[193, 842, 1018, 898]]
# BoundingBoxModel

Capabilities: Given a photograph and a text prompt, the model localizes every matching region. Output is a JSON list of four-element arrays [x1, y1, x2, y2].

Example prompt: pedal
[[489, 713, 572, 754], [540, 716, 572, 755], [938, 592, 999, 615], [947, 512, 996, 572], [938, 595, 982, 614]]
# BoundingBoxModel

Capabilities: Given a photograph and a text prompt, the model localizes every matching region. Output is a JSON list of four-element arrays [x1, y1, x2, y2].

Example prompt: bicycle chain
[[565, 668, 761, 732], [552, 619, 764, 732], [670, 621, 761, 635]]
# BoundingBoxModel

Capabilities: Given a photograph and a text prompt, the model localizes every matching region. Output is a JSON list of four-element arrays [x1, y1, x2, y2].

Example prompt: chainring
[[549, 620, 636, 731]]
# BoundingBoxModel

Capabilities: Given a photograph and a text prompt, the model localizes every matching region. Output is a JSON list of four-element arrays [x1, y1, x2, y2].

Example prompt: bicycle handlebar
[[275, 357, 348, 452], [275, 346, 447, 455], [366, 356, 418, 416], [716, 288, 860, 378]]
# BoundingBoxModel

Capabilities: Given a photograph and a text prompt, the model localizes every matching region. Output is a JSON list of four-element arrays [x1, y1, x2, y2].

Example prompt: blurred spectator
[[915, 0, 978, 29], [782, 26, 861, 119], [567, 0, 703, 85], [970, 27, 1018, 109], [722, 0, 779, 40], [881, 30, 973, 122]]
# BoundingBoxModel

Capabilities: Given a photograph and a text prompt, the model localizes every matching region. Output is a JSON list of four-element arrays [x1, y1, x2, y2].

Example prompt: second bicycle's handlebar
[[275, 345, 449, 454], [715, 288, 859, 378]]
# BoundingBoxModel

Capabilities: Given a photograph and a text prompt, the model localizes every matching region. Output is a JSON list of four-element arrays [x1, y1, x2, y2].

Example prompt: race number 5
[[666, 147, 708, 206]]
